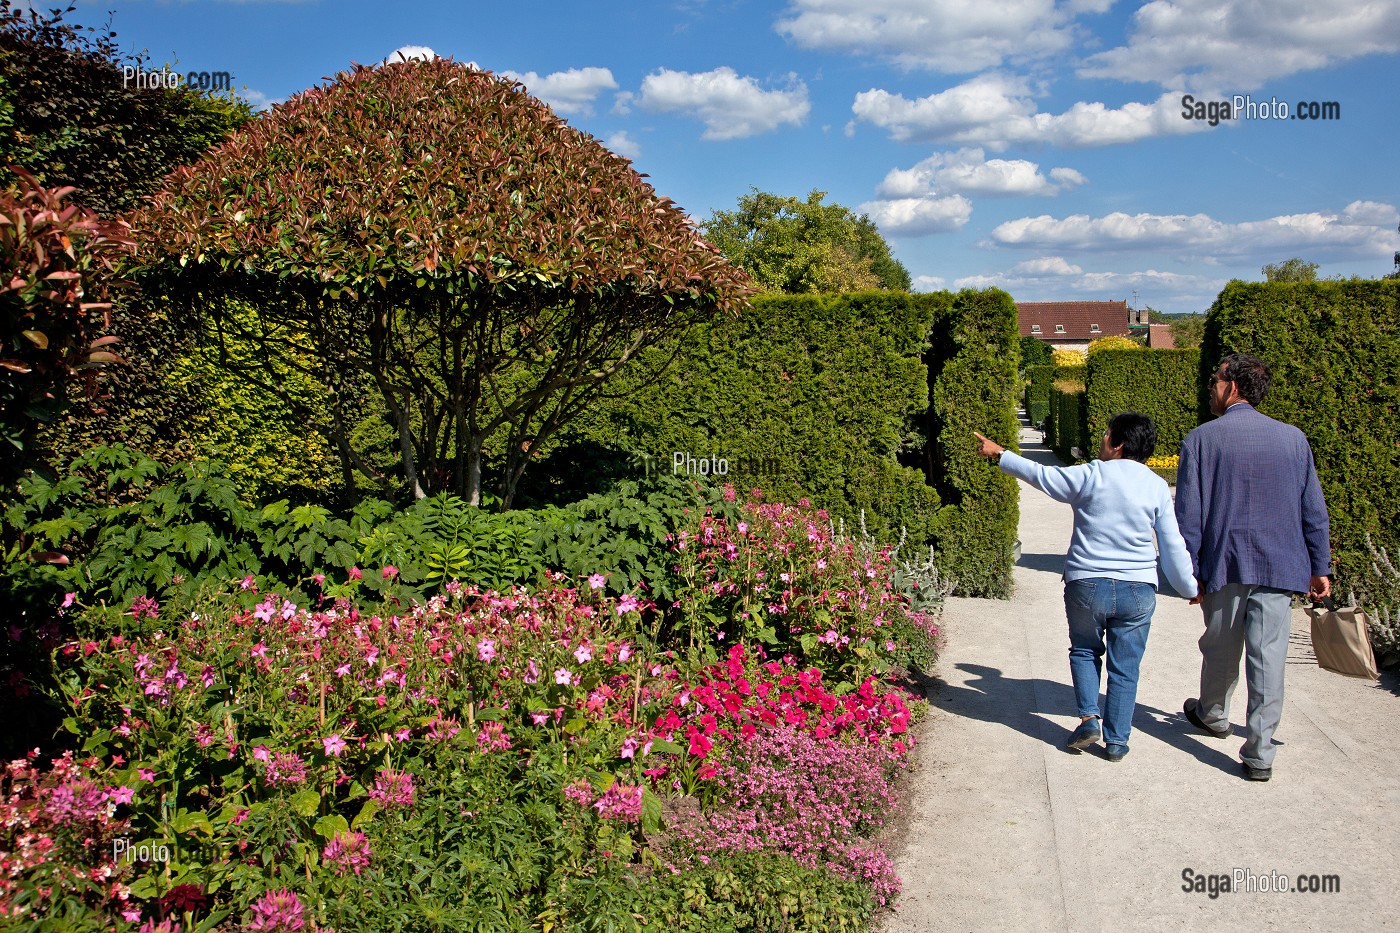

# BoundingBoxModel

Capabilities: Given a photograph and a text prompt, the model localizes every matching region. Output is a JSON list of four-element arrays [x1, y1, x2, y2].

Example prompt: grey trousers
[[1196, 583, 1293, 769]]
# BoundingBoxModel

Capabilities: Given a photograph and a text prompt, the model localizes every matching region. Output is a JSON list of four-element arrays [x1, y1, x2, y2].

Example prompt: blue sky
[[77, 0, 1400, 313]]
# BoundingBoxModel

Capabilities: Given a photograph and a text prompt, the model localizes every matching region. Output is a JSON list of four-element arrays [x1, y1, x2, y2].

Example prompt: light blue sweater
[[999, 451, 1198, 597]]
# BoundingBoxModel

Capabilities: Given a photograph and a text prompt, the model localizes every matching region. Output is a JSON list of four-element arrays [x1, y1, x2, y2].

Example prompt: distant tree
[[1144, 307, 1169, 324], [702, 188, 911, 293], [1019, 334, 1052, 371], [1169, 313, 1206, 349], [1261, 258, 1319, 283]]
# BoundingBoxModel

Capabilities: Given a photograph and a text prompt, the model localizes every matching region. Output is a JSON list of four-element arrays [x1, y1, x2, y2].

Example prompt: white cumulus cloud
[[382, 46, 437, 65], [1011, 257, 1084, 275], [912, 275, 948, 291], [853, 76, 1205, 149], [775, 0, 1075, 72], [990, 201, 1400, 260], [604, 131, 641, 160], [859, 195, 973, 237], [637, 67, 810, 140], [502, 67, 619, 116], [876, 147, 1087, 198], [1080, 0, 1400, 92]]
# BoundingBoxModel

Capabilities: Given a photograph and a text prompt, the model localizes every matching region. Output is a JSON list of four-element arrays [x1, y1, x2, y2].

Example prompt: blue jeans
[[1063, 578, 1157, 746]]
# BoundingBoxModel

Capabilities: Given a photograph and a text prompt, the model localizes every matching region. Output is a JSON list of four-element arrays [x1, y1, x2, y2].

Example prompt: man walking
[[1176, 353, 1332, 782]]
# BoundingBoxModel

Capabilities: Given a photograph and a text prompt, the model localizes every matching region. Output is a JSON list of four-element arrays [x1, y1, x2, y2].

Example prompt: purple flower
[[322, 830, 372, 876], [246, 888, 305, 931]]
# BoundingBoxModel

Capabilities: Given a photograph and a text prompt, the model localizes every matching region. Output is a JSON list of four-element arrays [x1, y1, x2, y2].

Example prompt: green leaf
[[313, 815, 350, 840], [169, 810, 214, 835], [352, 798, 381, 829], [288, 788, 321, 817]]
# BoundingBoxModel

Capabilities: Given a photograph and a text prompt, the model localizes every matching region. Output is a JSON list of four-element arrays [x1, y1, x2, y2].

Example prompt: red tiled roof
[[1147, 324, 1176, 348], [1016, 301, 1130, 341]]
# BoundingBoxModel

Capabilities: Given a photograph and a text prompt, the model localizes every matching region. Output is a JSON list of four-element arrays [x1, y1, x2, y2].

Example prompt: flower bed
[[1, 492, 939, 931]]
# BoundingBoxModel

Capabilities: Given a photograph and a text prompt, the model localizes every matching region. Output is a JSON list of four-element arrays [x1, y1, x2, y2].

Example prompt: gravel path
[[886, 416, 1400, 933]]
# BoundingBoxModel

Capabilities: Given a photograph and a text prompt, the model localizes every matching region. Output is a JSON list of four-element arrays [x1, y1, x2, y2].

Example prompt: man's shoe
[[1184, 699, 1230, 738], [1105, 744, 1129, 762], [1067, 718, 1101, 750], [1241, 760, 1272, 782]]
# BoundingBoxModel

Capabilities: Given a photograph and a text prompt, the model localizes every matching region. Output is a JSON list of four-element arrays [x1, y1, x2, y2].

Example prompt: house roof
[[1016, 301, 1131, 341], [1147, 323, 1176, 348]]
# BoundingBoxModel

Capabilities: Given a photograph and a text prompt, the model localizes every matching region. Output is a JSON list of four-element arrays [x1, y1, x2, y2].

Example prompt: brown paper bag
[[1307, 600, 1379, 681]]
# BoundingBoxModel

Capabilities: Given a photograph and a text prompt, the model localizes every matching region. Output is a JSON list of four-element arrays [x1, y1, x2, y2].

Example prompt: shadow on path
[[918, 662, 1243, 775]]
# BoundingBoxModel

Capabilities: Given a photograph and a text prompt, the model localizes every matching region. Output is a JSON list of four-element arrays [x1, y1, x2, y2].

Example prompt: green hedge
[[1044, 364, 1085, 453], [923, 288, 1020, 598], [551, 291, 945, 546], [1050, 381, 1088, 463], [1025, 364, 1054, 426], [1086, 348, 1200, 456], [1202, 279, 1400, 652], [557, 289, 1019, 598]]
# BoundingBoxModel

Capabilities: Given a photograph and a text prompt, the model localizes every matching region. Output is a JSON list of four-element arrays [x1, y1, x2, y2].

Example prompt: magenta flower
[[252, 745, 271, 763], [382, 565, 399, 580], [554, 668, 573, 686], [322, 734, 347, 757], [348, 566, 363, 581], [573, 644, 592, 664], [369, 768, 416, 808], [246, 888, 305, 931], [61, 591, 76, 608], [107, 785, 135, 805], [587, 573, 606, 590], [334, 663, 352, 678], [323, 830, 372, 876], [524, 659, 540, 684], [137, 768, 156, 782], [477, 639, 497, 663]]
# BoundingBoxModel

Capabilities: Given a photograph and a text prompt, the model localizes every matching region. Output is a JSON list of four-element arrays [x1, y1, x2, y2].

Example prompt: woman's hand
[[972, 431, 1004, 459]]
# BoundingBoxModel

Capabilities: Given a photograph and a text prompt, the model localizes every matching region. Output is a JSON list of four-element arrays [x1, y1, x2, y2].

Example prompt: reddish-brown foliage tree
[[128, 57, 751, 507], [0, 168, 133, 486]]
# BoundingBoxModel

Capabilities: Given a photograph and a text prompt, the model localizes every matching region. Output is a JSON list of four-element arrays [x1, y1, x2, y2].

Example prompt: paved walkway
[[888, 416, 1400, 933]]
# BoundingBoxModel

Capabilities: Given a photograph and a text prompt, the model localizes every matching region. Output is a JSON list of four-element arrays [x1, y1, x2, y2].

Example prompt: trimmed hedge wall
[[1025, 364, 1053, 426], [1044, 364, 1085, 453], [1050, 381, 1088, 463], [1202, 279, 1400, 651], [556, 289, 1020, 599], [923, 288, 1021, 598], [1086, 348, 1200, 456]]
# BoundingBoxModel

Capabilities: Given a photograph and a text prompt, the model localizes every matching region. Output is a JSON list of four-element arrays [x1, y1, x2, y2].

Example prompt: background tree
[[1169, 313, 1206, 348], [129, 58, 752, 509], [702, 188, 911, 293], [1261, 258, 1319, 282]]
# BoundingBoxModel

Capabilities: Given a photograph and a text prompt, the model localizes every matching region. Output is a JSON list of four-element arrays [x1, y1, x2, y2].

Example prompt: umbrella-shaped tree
[[127, 58, 751, 507]]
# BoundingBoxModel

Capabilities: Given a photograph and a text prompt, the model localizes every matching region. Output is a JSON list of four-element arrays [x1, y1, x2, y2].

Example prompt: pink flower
[[477, 639, 496, 663], [369, 768, 416, 808], [588, 574, 606, 590], [138, 768, 156, 782], [246, 888, 305, 931], [554, 668, 573, 686], [348, 566, 363, 581], [334, 663, 352, 678], [251, 642, 268, 659], [530, 711, 550, 726], [322, 830, 372, 876], [241, 575, 256, 591], [382, 565, 399, 580], [573, 644, 592, 664], [61, 592, 76, 608], [322, 734, 347, 757], [252, 746, 271, 763], [619, 737, 640, 759], [618, 643, 632, 662], [107, 785, 134, 805], [524, 659, 540, 684]]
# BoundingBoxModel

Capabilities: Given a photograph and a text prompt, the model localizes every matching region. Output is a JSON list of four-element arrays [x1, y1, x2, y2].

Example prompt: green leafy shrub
[[1043, 364, 1086, 453], [1202, 279, 1400, 651], [1049, 379, 1088, 464], [1086, 348, 1200, 456], [1019, 335, 1052, 372]]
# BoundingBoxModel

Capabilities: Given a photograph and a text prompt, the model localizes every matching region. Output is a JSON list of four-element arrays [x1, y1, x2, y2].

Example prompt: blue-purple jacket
[[1175, 402, 1331, 596]]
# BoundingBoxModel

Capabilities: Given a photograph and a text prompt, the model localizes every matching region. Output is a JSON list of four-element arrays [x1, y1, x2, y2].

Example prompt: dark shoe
[[1184, 699, 1229, 738], [1241, 760, 1272, 782], [1067, 718, 1101, 750], [1105, 744, 1129, 762]]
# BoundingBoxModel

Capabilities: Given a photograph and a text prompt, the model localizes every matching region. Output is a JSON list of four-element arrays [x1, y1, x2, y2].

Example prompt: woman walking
[[973, 412, 1197, 761]]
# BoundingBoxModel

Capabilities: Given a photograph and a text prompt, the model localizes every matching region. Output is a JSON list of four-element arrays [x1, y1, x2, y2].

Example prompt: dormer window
[[1090, 323, 1100, 332], [1030, 325, 1041, 334], [1054, 324, 1066, 334]]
